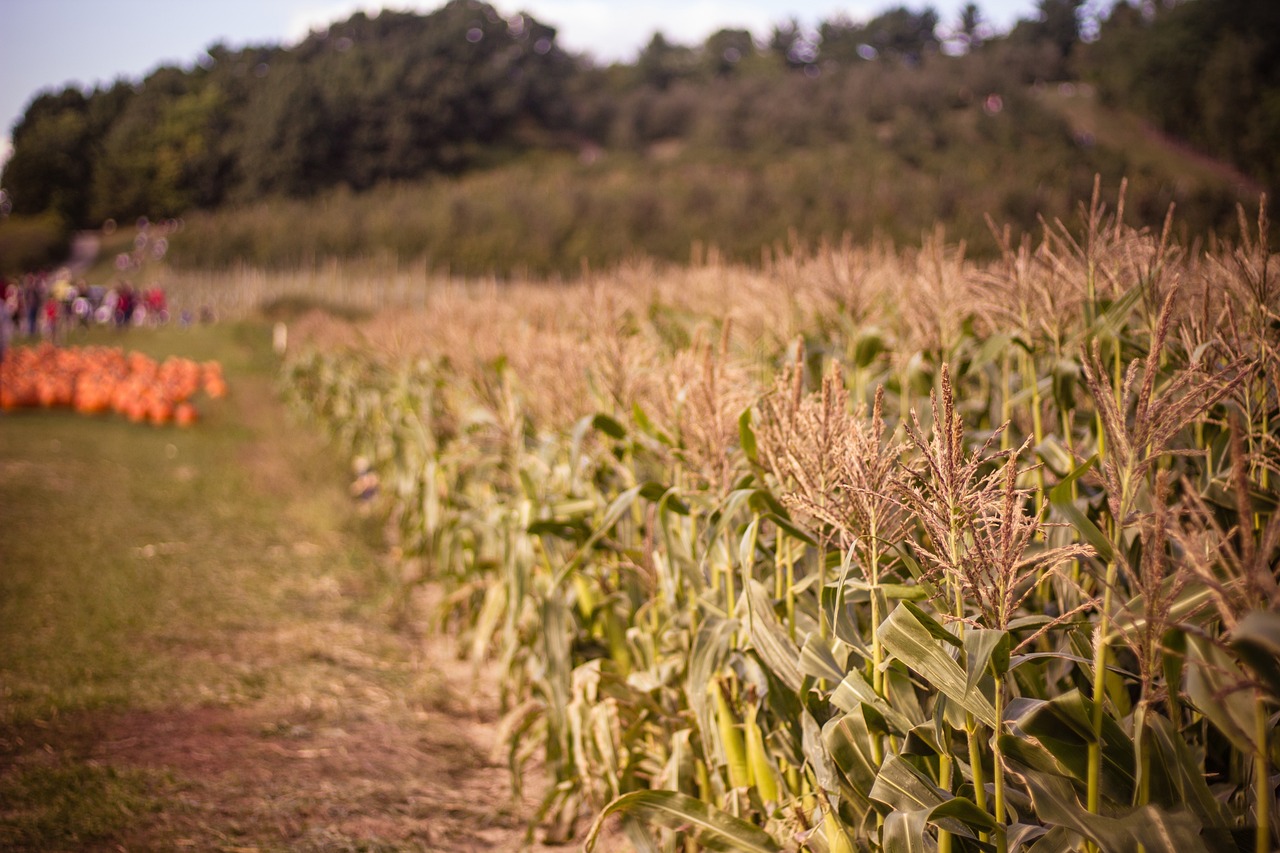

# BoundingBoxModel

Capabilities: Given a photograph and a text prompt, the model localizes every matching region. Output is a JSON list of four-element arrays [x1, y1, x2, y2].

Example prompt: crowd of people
[[0, 270, 181, 364]]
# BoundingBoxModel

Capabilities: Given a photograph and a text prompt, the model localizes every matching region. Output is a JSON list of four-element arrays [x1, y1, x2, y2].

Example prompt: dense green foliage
[[1, 0, 1271, 276], [1086, 0, 1280, 189], [0, 212, 70, 275], [3, 2, 576, 223]]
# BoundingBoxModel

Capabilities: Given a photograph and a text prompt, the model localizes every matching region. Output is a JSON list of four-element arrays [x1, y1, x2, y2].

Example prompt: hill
[[0, 0, 1274, 276]]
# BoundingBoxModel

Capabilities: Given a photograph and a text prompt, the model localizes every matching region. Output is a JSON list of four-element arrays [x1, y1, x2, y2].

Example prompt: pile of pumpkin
[[0, 344, 226, 426]]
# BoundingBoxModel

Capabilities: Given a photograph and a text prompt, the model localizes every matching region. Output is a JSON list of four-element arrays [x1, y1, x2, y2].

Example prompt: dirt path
[[0, 325, 553, 851]]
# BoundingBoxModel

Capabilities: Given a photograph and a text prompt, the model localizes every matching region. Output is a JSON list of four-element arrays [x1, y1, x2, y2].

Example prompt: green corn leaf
[[591, 412, 628, 440], [1186, 634, 1258, 755], [881, 808, 930, 853], [763, 511, 815, 546], [869, 756, 976, 839], [824, 706, 880, 796], [1009, 690, 1135, 805], [739, 407, 758, 463], [1014, 764, 1213, 853], [656, 486, 690, 519], [1107, 580, 1216, 642], [632, 401, 674, 446], [803, 708, 842, 794], [854, 326, 889, 368], [746, 581, 803, 692], [1087, 281, 1144, 341], [799, 633, 846, 684], [1229, 609, 1280, 702], [927, 796, 1000, 834], [972, 332, 1015, 373], [739, 515, 763, 584], [830, 669, 917, 737], [620, 818, 661, 853], [552, 483, 644, 586], [688, 617, 735, 769], [583, 790, 782, 853], [1047, 459, 1113, 564], [963, 627, 1011, 692], [1145, 714, 1231, 833], [1008, 823, 1053, 851], [902, 600, 963, 648], [1034, 435, 1077, 479], [744, 486, 786, 516], [1200, 480, 1278, 514], [869, 754, 949, 814], [839, 579, 928, 601], [879, 603, 997, 728]]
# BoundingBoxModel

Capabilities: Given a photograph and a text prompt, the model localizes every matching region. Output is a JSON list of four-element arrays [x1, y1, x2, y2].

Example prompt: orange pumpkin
[[174, 402, 199, 427]]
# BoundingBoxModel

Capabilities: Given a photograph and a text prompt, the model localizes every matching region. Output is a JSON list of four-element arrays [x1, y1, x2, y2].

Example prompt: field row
[[282, 192, 1279, 852]]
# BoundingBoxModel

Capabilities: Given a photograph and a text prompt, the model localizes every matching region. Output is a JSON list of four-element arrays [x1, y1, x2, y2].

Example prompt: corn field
[[279, 185, 1279, 853]]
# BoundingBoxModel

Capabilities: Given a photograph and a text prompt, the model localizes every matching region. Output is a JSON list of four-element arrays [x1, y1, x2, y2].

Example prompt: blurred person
[[145, 286, 168, 325], [100, 286, 119, 325], [43, 296, 59, 343], [117, 284, 135, 329], [72, 282, 92, 330], [0, 285, 12, 370], [2, 279, 17, 330], [22, 274, 43, 337]]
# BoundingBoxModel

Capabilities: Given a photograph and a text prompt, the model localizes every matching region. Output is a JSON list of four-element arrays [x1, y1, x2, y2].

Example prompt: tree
[[818, 15, 868, 66], [2, 89, 94, 224], [702, 29, 755, 77], [637, 33, 696, 90], [768, 18, 817, 70], [1034, 0, 1084, 63], [958, 3, 986, 51], [860, 6, 941, 64], [1084, 0, 1280, 185]]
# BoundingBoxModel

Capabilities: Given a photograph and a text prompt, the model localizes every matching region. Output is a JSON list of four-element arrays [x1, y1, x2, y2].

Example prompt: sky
[[0, 0, 1042, 169]]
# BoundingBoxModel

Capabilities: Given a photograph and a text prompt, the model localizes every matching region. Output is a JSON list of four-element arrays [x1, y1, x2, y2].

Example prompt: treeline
[[2, 2, 575, 225], [1087, 0, 1280, 190], [0, 0, 1273, 271]]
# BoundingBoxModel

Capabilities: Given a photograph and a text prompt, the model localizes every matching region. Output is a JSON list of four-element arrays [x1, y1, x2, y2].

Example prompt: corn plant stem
[[818, 541, 829, 642], [1088, 472, 1132, 850], [1001, 353, 1012, 453], [1113, 340, 1123, 412], [1087, 588, 1114, 843], [992, 674, 1008, 853], [1061, 406, 1082, 592], [967, 714, 989, 840], [786, 544, 797, 644], [1256, 692, 1271, 853], [774, 532, 785, 601], [869, 523, 886, 769], [724, 527, 736, 622], [939, 519, 965, 853], [1020, 352, 1047, 520], [900, 365, 911, 432], [937, 751, 955, 853], [869, 532, 885, 699], [1134, 698, 1150, 807], [1258, 406, 1270, 536], [696, 758, 712, 804]]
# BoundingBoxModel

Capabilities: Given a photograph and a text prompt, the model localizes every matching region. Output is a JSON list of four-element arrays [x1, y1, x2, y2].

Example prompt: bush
[[0, 212, 71, 275]]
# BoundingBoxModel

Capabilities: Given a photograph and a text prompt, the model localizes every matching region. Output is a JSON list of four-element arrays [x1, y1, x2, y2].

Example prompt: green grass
[[0, 763, 163, 849], [0, 322, 409, 849], [1, 325, 280, 722]]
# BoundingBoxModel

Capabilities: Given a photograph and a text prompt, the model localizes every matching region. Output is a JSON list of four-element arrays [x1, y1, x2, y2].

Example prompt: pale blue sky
[[0, 0, 1043, 165]]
